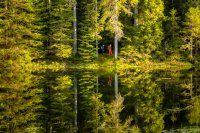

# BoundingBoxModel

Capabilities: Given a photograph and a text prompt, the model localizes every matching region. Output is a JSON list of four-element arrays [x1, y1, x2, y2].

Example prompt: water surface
[[0, 69, 200, 132]]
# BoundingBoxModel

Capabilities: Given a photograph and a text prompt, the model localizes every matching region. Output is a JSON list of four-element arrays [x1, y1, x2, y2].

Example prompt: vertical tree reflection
[[119, 69, 164, 133], [77, 71, 139, 133], [0, 69, 43, 132], [39, 72, 74, 132]]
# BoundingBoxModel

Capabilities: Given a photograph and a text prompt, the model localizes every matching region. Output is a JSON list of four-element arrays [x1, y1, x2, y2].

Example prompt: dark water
[[0, 69, 200, 133]]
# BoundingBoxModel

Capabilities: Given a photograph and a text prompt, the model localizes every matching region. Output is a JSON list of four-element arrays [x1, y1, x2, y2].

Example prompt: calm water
[[0, 69, 200, 133]]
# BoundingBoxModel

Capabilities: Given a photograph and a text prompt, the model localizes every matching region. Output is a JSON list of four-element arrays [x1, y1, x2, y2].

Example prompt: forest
[[0, 0, 200, 69], [1, 0, 200, 132]]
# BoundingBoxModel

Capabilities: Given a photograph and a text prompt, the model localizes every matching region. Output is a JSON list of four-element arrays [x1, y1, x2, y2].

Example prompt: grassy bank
[[6, 55, 192, 72]]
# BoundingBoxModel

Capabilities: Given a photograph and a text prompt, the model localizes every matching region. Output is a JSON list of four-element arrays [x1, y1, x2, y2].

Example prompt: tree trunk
[[114, 0, 118, 59], [74, 76, 77, 129], [96, 74, 99, 133], [5, 0, 8, 46], [134, 2, 138, 46], [134, 3, 138, 27], [115, 72, 118, 96], [190, 74, 193, 98], [95, 0, 98, 58], [191, 33, 193, 58], [5, 0, 7, 10], [73, 1, 77, 56], [195, 38, 198, 55], [48, 0, 52, 46]]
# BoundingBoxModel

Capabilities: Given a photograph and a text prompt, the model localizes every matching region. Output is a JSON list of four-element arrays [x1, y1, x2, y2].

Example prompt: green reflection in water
[[1, 69, 200, 132], [0, 69, 43, 132]]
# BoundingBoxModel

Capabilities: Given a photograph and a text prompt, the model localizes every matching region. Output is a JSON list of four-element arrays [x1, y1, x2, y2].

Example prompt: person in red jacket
[[108, 44, 112, 57]]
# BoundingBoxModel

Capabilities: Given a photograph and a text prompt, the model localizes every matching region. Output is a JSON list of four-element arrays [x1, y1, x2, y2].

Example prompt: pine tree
[[77, 0, 97, 62], [49, 0, 73, 61], [100, 0, 138, 59], [0, 0, 42, 68], [35, 0, 73, 61], [137, 0, 164, 57], [182, 7, 200, 59], [164, 9, 182, 59]]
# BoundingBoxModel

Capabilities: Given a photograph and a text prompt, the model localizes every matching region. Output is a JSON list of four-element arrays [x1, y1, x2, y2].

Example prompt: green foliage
[[119, 45, 148, 64], [119, 70, 164, 133], [0, 69, 43, 132], [100, 0, 138, 39], [0, 47, 32, 69], [137, 0, 164, 55], [187, 96, 200, 124], [100, 94, 139, 133], [0, 0, 43, 67], [181, 7, 200, 58], [164, 9, 182, 58], [35, 0, 73, 60], [50, 44, 72, 60], [78, 0, 96, 62]]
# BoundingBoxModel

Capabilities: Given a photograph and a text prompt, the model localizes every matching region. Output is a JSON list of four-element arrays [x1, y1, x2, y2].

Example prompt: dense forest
[[0, 0, 200, 68]]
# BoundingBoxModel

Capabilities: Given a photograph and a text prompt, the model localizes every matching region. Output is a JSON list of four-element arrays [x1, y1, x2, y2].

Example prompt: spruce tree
[[77, 0, 97, 62], [35, 0, 73, 61], [100, 0, 138, 59], [182, 7, 200, 59], [164, 9, 182, 59], [49, 0, 73, 61], [137, 0, 164, 57], [0, 0, 42, 68]]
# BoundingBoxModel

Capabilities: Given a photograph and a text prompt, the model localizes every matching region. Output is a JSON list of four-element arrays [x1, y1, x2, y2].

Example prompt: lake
[[0, 68, 200, 133]]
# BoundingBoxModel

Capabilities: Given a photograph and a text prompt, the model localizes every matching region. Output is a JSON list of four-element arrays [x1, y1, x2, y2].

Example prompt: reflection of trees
[[184, 72, 200, 125], [77, 72, 139, 133], [160, 71, 200, 132], [39, 72, 74, 132], [119, 69, 164, 133], [0, 69, 43, 132], [187, 96, 200, 124], [99, 95, 139, 133], [156, 70, 200, 131], [78, 71, 98, 132]]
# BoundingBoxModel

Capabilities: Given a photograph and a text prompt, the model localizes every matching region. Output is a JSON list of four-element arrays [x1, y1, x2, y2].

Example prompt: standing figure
[[108, 75, 112, 86], [108, 44, 112, 57], [101, 45, 105, 54]]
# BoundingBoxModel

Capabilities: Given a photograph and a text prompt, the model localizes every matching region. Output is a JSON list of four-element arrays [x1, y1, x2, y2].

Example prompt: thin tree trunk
[[5, 0, 7, 10], [115, 72, 118, 96], [134, 2, 138, 46], [191, 34, 193, 58], [73, 1, 77, 56], [134, 3, 138, 26], [96, 74, 99, 133], [190, 74, 193, 98], [195, 38, 198, 55], [114, 35, 118, 59], [48, 0, 52, 47], [5, 0, 8, 47], [95, 0, 98, 58], [114, 0, 118, 59], [74, 76, 77, 130], [115, 72, 119, 128]]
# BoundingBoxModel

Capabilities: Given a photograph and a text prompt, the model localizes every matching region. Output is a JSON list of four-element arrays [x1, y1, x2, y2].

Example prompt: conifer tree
[[36, 0, 73, 61], [100, 0, 138, 59], [0, 0, 42, 67], [164, 9, 182, 59], [137, 0, 164, 57], [182, 7, 200, 59], [77, 0, 98, 62], [50, 0, 73, 61]]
